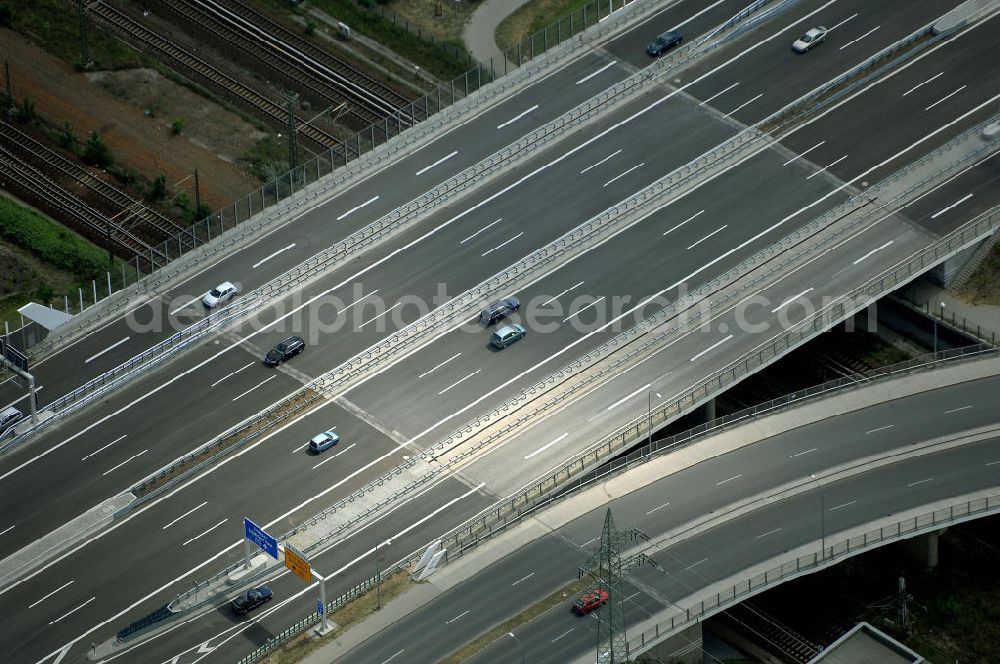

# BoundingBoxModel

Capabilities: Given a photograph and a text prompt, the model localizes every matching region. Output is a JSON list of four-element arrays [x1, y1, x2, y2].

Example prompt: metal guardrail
[[23, 0, 678, 358], [2, 0, 739, 454], [232, 344, 996, 664], [194, 107, 1000, 613], [226, 163, 1000, 662], [221, 14, 998, 661], [441, 201, 1000, 551], [9, 0, 933, 454], [432, 345, 998, 562], [626, 493, 1000, 655], [171, 109, 1000, 616]]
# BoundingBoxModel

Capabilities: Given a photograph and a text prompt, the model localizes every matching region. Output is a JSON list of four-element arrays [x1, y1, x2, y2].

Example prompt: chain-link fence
[[12, 0, 693, 355], [2, 0, 820, 452]]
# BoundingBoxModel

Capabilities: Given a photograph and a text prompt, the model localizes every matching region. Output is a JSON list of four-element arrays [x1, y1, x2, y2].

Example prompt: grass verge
[[257, 0, 472, 81], [0, 194, 115, 281], [2, 0, 147, 70], [264, 571, 414, 664], [438, 576, 592, 663], [495, 0, 594, 52]]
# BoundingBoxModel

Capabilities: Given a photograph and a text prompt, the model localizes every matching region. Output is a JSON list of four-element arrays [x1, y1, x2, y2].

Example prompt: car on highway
[[264, 335, 305, 366], [309, 431, 340, 453], [202, 281, 238, 308], [792, 26, 828, 53], [0, 406, 23, 440], [231, 586, 273, 615], [646, 30, 683, 57], [490, 323, 526, 350], [480, 296, 520, 325], [572, 588, 609, 615]]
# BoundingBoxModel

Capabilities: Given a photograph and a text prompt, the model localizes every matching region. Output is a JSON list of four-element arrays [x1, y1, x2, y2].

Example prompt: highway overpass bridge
[[0, 0, 998, 662], [324, 351, 1000, 664]]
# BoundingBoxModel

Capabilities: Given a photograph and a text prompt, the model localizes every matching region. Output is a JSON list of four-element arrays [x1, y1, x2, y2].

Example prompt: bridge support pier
[[701, 398, 716, 423], [644, 621, 703, 663], [902, 528, 946, 570]]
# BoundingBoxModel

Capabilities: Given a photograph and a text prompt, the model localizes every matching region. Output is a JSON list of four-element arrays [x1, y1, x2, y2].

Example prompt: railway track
[[148, 0, 405, 127], [0, 120, 186, 243], [88, 1, 341, 150], [0, 145, 165, 263], [193, 0, 411, 118]]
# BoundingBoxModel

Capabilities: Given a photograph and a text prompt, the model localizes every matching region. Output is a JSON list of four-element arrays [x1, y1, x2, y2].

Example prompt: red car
[[572, 588, 609, 615]]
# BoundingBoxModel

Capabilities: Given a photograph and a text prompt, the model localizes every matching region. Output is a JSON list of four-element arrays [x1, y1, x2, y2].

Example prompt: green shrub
[[109, 166, 138, 188], [170, 118, 185, 136], [13, 97, 36, 123], [57, 122, 76, 150], [82, 130, 113, 168], [34, 282, 55, 303], [0, 196, 109, 280], [146, 174, 167, 201]]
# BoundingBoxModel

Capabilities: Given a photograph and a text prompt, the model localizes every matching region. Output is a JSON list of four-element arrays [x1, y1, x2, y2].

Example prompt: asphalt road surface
[[2, 1, 997, 663], [336, 376, 1000, 664]]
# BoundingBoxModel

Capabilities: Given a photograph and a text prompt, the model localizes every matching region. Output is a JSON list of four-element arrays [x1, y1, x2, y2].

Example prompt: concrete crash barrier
[[0, 492, 134, 590], [933, 0, 1000, 33]]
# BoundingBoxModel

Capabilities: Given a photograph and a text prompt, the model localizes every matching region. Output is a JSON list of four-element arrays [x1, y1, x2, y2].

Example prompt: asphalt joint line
[[334, 395, 412, 446]]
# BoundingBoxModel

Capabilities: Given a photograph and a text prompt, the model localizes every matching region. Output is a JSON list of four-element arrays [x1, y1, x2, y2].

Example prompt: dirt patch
[[2, 29, 259, 210]]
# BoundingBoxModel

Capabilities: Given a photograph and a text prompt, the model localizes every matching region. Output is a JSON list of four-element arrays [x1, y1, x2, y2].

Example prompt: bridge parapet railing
[[625, 493, 1000, 655]]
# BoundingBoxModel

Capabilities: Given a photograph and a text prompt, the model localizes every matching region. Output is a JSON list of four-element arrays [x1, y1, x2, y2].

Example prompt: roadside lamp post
[[935, 302, 945, 355], [648, 391, 662, 447], [810, 474, 825, 560], [375, 538, 392, 610], [508, 631, 526, 664]]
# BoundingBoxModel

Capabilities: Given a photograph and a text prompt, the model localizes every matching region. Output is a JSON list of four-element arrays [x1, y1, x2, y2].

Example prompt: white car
[[202, 281, 238, 308], [792, 26, 828, 53]]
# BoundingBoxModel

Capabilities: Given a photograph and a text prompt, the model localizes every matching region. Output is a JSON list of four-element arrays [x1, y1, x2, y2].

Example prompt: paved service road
[[333, 375, 1000, 664]]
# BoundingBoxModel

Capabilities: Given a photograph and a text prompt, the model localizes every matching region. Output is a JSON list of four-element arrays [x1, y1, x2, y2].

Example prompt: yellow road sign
[[284, 545, 312, 583]]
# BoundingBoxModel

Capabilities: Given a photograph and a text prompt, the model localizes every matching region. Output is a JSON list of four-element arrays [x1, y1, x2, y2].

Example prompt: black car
[[231, 586, 273, 615], [646, 30, 683, 57], [479, 296, 520, 326], [264, 335, 305, 366]]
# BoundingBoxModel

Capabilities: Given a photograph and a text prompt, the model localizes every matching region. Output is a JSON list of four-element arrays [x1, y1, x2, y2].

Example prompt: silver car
[[203, 281, 238, 308], [309, 431, 340, 453], [792, 26, 828, 53]]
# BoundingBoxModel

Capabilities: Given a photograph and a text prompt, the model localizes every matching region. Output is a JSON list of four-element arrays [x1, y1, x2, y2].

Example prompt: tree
[[34, 282, 55, 304], [13, 97, 35, 123], [57, 122, 76, 150], [170, 118, 185, 136], [146, 173, 167, 202], [82, 131, 113, 168]]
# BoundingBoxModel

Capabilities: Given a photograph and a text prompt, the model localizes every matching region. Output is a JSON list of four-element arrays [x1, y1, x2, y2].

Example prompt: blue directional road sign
[[317, 600, 324, 616], [244, 517, 278, 560]]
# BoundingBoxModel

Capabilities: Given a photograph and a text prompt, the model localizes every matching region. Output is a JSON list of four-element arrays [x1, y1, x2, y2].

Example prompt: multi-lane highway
[[1, 0, 998, 663], [336, 372, 1000, 664]]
